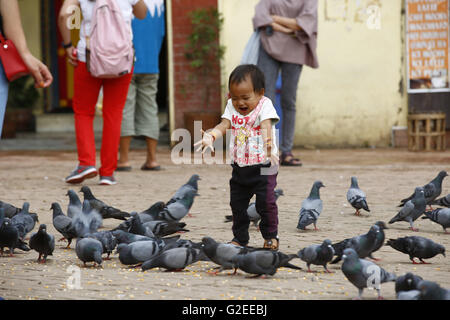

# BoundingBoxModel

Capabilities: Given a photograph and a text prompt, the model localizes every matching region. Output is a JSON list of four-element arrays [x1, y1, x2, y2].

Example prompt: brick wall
[[171, 0, 222, 129]]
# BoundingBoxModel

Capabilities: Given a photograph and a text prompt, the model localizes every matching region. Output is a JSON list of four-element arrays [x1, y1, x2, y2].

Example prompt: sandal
[[280, 152, 302, 167], [263, 237, 279, 250]]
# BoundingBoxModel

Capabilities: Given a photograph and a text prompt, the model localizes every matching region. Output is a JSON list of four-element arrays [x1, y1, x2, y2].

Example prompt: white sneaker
[[65, 166, 98, 184], [99, 176, 117, 185]]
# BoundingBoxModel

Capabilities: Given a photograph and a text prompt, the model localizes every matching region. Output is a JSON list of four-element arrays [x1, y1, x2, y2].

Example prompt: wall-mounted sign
[[406, 0, 449, 93]]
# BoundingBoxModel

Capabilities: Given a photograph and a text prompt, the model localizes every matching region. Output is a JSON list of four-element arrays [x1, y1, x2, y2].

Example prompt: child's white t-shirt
[[76, 0, 140, 63], [222, 97, 280, 167]]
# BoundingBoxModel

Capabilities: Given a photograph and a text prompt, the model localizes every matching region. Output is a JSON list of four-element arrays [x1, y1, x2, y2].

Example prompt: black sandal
[[280, 152, 302, 166]]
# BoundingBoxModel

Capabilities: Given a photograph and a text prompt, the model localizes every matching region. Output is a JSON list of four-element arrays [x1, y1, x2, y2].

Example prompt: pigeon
[[137, 201, 166, 223], [417, 280, 450, 300], [71, 200, 103, 237], [166, 174, 200, 205], [201, 236, 247, 274], [430, 193, 450, 207], [389, 187, 426, 231], [128, 212, 155, 237], [386, 236, 445, 264], [142, 220, 189, 237], [297, 181, 325, 231], [421, 208, 450, 233], [367, 221, 388, 261], [341, 248, 396, 300], [224, 189, 284, 227], [85, 231, 117, 259], [297, 239, 335, 273], [29, 224, 55, 263], [152, 189, 199, 222], [231, 250, 302, 277], [162, 238, 207, 261], [0, 200, 21, 218], [399, 170, 448, 208], [141, 247, 202, 271], [396, 290, 421, 300], [347, 176, 370, 216], [10, 202, 38, 240], [51, 202, 78, 248], [66, 189, 82, 218], [0, 208, 19, 256], [75, 237, 103, 267], [80, 186, 130, 220], [116, 239, 166, 266], [395, 272, 423, 295], [111, 230, 155, 244], [331, 225, 380, 264]]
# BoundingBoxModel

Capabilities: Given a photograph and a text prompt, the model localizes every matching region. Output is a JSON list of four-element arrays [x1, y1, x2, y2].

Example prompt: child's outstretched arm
[[194, 118, 231, 154], [260, 119, 279, 166]]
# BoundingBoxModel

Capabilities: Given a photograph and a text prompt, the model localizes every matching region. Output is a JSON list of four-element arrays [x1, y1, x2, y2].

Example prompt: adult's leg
[[100, 72, 133, 177], [279, 63, 302, 154], [118, 75, 137, 168], [0, 61, 9, 136], [257, 45, 280, 103], [72, 62, 102, 166], [135, 73, 160, 169]]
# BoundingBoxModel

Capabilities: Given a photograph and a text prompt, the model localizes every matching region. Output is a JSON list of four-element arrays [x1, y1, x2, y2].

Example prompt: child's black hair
[[228, 64, 265, 93]]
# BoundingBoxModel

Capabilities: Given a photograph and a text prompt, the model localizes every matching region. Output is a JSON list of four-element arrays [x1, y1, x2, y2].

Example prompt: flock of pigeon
[[0, 171, 449, 300]]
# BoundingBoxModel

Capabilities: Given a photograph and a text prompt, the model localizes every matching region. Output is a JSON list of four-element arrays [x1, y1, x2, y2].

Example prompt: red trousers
[[72, 62, 133, 177]]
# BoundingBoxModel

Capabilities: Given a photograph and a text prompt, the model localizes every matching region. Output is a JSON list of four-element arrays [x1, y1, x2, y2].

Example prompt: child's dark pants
[[229, 163, 278, 246]]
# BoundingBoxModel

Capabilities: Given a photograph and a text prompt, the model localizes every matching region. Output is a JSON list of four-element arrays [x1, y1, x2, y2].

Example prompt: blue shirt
[[132, 1, 165, 74]]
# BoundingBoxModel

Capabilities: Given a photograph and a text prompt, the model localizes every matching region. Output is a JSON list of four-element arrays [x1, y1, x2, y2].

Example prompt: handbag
[[0, 33, 29, 82], [240, 30, 260, 65]]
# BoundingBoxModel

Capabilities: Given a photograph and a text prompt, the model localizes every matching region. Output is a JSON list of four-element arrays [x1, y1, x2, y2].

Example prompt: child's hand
[[194, 129, 215, 154]]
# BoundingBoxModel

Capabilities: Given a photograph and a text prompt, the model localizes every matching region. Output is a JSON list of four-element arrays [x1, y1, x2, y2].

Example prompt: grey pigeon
[[141, 247, 202, 271], [67, 189, 82, 218], [231, 250, 302, 277], [347, 176, 370, 216], [389, 187, 426, 231], [201, 236, 246, 274], [297, 181, 325, 231], [142, 220, 189, 237], [430, 193, 450, 207], [397, 290, 421, 300], [166, 174, 200, 205], [417, 280, 450, 300], [128, 212, 155, 237], [331, 225, 380, 264], [399, 170, 448, 208], [137, 201, 166, 223], [367, 221, 388, 261], [0, 200, 21, 218], [10, 202, 38, 240], [153, 189, 199, 222], [341, 248, 396, 300], [297, 239, 335, 273], [395, 272, 423, 295], [162, 238, 208, 261], [80, 186, 130, 220], [111, 230, 155, 244], [71, 200, 103, 237], [0, 208, 19, 256], [224, 189, 284, 227], [116, 239, 166, 266], [85, 231, 117, 259], [386, 236, 445, 264], [75, 237, 103, 267], [51, 202, 78, 248], [421, 208, 450, 233], [29, 224, 55, 263]]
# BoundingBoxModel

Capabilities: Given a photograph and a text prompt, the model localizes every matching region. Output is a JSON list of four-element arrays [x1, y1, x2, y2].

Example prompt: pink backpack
[[85, 0, 134, 78]]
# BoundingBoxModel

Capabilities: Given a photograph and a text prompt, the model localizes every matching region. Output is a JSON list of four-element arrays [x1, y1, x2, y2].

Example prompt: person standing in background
[[253, 0, 319, 166], [58, 0, 147, 185], [0, 0, 53, 137], [117, 0, 165, 172]]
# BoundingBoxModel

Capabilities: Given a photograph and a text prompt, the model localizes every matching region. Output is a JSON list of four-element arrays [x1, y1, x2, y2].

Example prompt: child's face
[[229, 76, 264, 116]]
